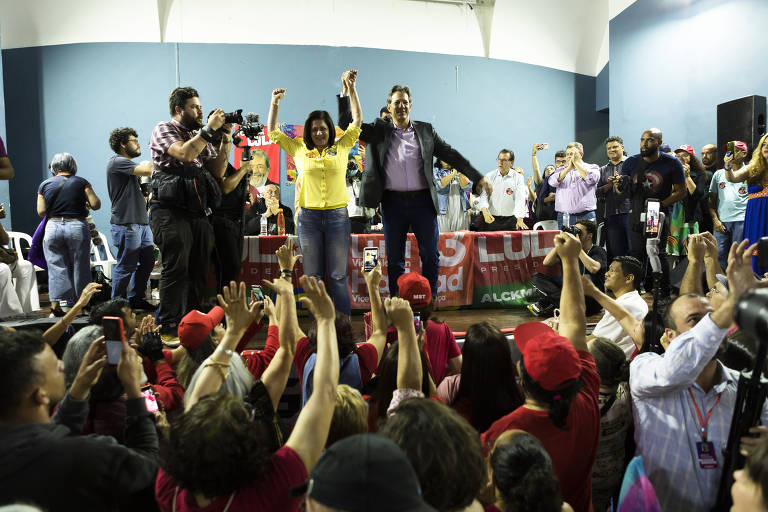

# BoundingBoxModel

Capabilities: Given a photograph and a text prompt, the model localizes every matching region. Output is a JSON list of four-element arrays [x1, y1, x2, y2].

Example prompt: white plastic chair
[[596, 222, 606, 248], [7, 231, 44, 272], [90, 231, 117, 280], [532, 220, 558, 231]]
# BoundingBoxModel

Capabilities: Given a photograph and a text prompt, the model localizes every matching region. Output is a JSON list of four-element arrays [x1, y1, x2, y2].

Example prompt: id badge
[[696, 441, 718, 469]]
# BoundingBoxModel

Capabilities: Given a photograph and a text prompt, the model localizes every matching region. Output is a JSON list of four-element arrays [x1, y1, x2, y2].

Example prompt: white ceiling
[[0, 0, 637, 76]]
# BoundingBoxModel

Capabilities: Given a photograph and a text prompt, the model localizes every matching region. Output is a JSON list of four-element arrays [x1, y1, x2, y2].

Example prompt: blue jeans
[[714, 220, 745, 270], [381, 190, 440, 299], [43, 218, 91, 304], [557, 210, 597, 230], [111, 223, 155, 301], [296, 207, 351, 315]]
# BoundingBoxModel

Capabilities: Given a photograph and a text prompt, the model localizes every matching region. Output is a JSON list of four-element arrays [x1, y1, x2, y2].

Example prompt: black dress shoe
[[130, 298, 158, 311]]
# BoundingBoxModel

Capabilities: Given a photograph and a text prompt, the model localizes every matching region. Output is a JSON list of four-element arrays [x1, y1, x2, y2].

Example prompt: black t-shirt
[[621, 153, 685, 217], [37, 175, 91, 218], [582, 244, 607, 292], [214, 163, 248, 220], [106, 155, 148, 225]]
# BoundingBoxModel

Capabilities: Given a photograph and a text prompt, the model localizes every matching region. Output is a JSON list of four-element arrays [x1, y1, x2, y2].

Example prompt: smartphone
[[758, 237, 768, 270], [363, 247, 379, 272], [251, 285, 265, 303], [413, 314, 421, 333], [102, 316, 125, 365], [645, 199, 661, 236], [726, 141, 735, 155], [141, 383, 160, 414], [537, 143, 549, 150]]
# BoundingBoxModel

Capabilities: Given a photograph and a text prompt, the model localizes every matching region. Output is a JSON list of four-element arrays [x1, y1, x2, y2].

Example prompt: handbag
[[28, 177, 69, 270]]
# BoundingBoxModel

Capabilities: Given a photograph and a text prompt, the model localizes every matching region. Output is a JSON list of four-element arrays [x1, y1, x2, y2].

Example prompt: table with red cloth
[[238, 230, 560, 310]]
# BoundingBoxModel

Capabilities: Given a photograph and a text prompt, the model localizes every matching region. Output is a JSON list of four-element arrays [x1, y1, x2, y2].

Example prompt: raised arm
[[363, 262, 388, 365], [43, 282, 102, 346], [553, 232, 587, 351], [286, 276, 340, 471], [344, 70, 362, 128], [701, 232, 725, 289], [259, 285, 297, 410], [275, 241, 306, 343], [267, 89, 285, 134], [532, 144, 542, 186], [385, 297, 422, 391], [679, 234, 705, 296], [167, 109, 225, 164], [724, 154, 752, 182]]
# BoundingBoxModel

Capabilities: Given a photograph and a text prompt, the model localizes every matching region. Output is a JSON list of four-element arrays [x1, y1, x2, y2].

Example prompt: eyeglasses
[[497, 158, 511, 162]]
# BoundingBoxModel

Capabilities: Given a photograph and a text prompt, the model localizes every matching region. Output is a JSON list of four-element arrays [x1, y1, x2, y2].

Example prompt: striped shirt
[[149, 119, 216, 170], [630, 314, 768, 510]]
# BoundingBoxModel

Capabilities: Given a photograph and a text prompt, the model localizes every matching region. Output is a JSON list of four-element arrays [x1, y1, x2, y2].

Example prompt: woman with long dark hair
[[437, 321, 524, 432], [267, 70, 362, 315], [36, 153, 101, 315]]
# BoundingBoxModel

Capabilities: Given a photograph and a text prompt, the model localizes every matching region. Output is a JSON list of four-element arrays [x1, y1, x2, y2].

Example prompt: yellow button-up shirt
[[269, 125, 361, 209]]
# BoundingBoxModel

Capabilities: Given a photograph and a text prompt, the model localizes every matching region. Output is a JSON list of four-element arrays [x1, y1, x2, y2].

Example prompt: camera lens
[[736, 288, 768, 338]]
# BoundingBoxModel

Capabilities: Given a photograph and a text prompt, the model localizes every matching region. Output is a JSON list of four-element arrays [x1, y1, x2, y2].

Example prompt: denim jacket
[[433, 167, 472, 214]]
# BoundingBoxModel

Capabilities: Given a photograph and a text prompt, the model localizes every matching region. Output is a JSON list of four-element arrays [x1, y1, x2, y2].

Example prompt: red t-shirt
[[293, 337, 378, 387], [155, 445, 307, 512], [481, 351, 600, 512], [424, 320, 462, 385], [240, 325, 280, 380]]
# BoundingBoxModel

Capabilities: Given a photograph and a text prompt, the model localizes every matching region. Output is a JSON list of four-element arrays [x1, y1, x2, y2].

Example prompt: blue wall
[[596, 63, 608, 113], [609, 0, 768, 155], [3, 42, 607, 236]]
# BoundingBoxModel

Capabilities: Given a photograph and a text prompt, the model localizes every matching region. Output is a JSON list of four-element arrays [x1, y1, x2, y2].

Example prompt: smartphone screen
[[102, 316, 125, 365], [727, 141, 735, 155], [141, 383, 160, 414], [251, 285, 265, 304], [645, 200, 661, 236], [538, 143, 549, 150], [413, 314, 421, 333], [363, 247, 379, 272]]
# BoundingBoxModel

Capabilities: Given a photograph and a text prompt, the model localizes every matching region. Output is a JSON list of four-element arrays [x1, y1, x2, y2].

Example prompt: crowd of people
[[1, 71, 768, 512]]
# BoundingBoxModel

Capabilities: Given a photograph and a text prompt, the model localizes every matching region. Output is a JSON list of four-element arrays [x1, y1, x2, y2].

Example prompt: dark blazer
[[338, 96, 483, 212]]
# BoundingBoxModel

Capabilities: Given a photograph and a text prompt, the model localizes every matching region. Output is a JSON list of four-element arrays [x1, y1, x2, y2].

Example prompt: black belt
[[384, 189, 429, 199], [565, 209, 594, 217]]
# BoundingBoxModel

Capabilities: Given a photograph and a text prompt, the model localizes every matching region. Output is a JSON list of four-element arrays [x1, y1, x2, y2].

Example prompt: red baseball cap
[[178, 306, 224, 351], [675, 145, 695, 156], [734, 141, 748, 152], [514, 321, 581, 391], [397, 272, 431, 310]]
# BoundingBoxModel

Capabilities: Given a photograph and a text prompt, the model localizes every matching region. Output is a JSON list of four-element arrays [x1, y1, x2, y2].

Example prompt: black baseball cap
[[293, 434, 436, 512]]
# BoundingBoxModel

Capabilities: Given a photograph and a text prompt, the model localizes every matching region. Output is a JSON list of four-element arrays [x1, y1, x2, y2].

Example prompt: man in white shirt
[[590, 255, 648, 358], [476, 149, 528, 231], [630, 241, 768, 511]]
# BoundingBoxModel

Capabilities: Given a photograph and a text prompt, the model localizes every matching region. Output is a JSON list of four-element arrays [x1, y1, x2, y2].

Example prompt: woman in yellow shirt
[[267, 70, 362, 315]]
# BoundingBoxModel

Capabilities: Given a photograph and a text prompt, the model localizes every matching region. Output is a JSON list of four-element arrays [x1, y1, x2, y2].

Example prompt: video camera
[[231, 112, 265, 162]]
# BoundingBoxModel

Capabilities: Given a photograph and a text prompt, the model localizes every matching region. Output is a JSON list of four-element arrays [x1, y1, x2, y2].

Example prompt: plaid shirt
[[149, 119, 216, 170], [630, 314, 768, 510]]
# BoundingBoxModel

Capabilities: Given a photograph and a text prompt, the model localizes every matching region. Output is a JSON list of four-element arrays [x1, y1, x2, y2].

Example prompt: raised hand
[[74, 282, 102, 309], [687, 233, 706, 263], [275, 240, 302, 272], [271, 88, 286, 103], [554, 231, 582, 262], [384, 297, 415, 332], [298, 275, 335, 320], [116, 342, 144, 398], [363, 261, 383, 289], [206, 109, 225, 131], [69, 336, 107, 400], [581, 275, 599, 297], [218, 281, 261, 334], [726, 240, 767, 300]]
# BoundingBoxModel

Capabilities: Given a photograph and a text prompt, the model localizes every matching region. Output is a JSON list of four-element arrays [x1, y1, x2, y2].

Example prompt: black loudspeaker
[[717, 95, 766, 167]]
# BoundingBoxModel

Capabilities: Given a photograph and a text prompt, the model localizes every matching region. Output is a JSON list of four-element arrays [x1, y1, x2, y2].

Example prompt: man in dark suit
[[339, 80, 491, 299]]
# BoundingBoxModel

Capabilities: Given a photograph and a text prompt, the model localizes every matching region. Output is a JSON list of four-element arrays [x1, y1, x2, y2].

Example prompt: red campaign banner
[[233, 128, 281, 184], [347, 232, 474, 309], [473, 231, 559, 287]]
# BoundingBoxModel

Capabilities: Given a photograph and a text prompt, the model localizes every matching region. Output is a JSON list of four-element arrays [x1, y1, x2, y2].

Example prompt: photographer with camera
[[149, 87, 232, 338], [528, 220, 607, 318], [629, 240, 768, 511], [106, 127, 155, 310]]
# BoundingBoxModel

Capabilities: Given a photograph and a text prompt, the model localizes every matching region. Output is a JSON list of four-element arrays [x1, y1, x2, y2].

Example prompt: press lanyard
[[687, 387, 722, 443]]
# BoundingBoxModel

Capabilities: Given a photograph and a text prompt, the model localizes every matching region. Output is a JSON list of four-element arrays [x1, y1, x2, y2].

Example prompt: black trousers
[[212, 215, 244, 291], [349, 216, 371, 234], [481, 215, 518, 231], [150, 206, 214, 328]]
